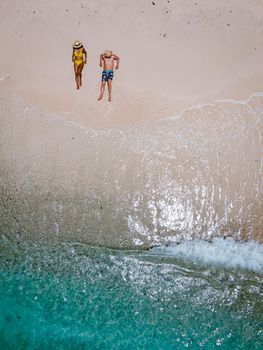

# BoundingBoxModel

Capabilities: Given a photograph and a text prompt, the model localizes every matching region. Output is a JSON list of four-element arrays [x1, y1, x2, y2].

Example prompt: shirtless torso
[[101, 55, 119, 71], [98, 51, 120, 102]]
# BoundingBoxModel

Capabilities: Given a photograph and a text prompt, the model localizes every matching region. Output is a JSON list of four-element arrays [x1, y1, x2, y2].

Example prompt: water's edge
[[0, 79, 262, 248]]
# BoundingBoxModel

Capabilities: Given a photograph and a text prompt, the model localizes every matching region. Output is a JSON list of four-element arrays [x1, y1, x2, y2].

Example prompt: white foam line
[[1, 78, 262, 132], [150, 237, 263, 273], [161, 91, 263, 122], [45, 112, 125, 139]]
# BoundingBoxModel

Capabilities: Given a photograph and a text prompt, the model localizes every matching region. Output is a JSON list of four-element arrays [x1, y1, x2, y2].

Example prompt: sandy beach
[[1, 4, 263, 349], [0, 1, 262, 247], [1, 0, 263, 127]]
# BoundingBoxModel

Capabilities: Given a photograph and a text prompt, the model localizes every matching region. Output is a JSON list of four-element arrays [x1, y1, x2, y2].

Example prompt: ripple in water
[[0, 237, 262, 349]]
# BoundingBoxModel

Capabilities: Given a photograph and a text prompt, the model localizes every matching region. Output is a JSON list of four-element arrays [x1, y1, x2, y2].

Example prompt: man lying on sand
[[98, 50, 120, 102], [72, 40, 87, 90]]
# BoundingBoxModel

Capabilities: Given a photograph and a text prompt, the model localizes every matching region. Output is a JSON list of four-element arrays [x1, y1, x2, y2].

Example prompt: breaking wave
[[150, 237, 263, 273]]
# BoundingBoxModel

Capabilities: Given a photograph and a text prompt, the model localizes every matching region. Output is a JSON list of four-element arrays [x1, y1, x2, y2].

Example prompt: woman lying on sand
[[72, 40, 87, 90]]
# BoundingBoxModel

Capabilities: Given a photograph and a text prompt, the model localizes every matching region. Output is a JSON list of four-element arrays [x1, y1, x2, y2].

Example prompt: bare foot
[[108, 97, 112, 102], [97, 96, 103, 101]]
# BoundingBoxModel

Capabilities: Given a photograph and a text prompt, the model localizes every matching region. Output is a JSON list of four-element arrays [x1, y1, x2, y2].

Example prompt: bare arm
[[114, 55, 120, 70], [72, 50, 74, 62], [83, 48, 87, 64], [99, 54, 104, 67]]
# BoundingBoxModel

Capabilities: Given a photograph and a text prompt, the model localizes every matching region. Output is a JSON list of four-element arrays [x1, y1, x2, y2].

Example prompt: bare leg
[[107, 80, 112, 102], [98, 81, 106, 101], [78, 63, 84, 87], [75, 73, 80, 89], [74, 63, 80, 89]]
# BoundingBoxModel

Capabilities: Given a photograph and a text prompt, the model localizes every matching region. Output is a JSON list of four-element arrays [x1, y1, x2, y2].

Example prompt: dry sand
[[0, 0, 263, 127]]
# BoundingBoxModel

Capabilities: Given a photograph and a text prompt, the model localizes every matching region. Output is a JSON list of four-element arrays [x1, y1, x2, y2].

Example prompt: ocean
[[0, 237, 262, 349]]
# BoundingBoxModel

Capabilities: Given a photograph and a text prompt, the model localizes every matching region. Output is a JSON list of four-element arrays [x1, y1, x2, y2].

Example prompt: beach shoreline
[[1, 77, 262, 248], [0, 1, 262, 247]]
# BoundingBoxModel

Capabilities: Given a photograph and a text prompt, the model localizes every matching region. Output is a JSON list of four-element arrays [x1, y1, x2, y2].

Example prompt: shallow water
[[0, 237, 262, 349], [1, 80, 263, 248]]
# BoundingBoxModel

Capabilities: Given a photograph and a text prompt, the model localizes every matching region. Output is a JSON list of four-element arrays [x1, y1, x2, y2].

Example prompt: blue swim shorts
[[102, 70, 114, 81]]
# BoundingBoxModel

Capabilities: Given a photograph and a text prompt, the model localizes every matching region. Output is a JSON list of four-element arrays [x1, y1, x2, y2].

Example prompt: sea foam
[[150, 237, 263, 273]]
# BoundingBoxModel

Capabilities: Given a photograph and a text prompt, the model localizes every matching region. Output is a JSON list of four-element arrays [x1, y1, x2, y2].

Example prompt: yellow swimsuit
[[73, 48, 85, 66]]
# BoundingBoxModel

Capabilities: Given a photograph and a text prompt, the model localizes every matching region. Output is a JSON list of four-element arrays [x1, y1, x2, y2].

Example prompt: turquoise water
[[0, 238, 262, 349]]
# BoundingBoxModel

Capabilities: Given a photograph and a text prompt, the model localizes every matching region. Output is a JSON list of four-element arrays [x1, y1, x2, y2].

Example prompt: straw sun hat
[[73, 40, 83, 49], [104, 50, 112, 58]]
